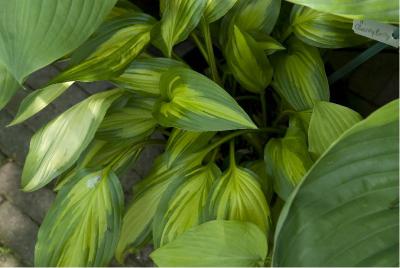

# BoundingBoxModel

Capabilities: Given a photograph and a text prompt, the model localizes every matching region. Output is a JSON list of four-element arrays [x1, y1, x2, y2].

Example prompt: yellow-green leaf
[[271, 37, 329, 111], [155, 0, 207, 57], [35, 169, 123, 266], [245, 160, 273, 203], [264, 117, 313, 200], [286, 0, 399, 23], [308, 101, 362, 159], [111, 57, 187, 96], [22, 89, 122, 192], [204, 0, 238, 23], [225, 25, 273, 93], [52, 13, 155, 83], [9, 82, 74, 126], [0, 62, 20, 110], [153, 164, 221, 247], [153, 67, 257, 131], [291, 5, 369, 48], [151, 220, 268, 267], [0, 0, 117, 82]]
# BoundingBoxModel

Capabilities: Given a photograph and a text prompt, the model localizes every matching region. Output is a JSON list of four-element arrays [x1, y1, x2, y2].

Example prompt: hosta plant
[[0, 0, 399, 267]]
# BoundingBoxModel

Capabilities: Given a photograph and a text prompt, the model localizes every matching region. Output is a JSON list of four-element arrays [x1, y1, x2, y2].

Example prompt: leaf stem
[[229, 139, 236, 167], [191, 32, 209, 64], [280, 25, 293, 43], [200, 19, 222, 85]]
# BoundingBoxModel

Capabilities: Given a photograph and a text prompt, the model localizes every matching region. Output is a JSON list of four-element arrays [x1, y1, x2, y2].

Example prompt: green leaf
[[9, 82, 74, 126], [35, 169, 123, 266], [153, 67, 257, 131], [291, 5, 369, 48], [97, 96, 157, 141], [151, 220, 268, 267], [245, 160, 273, 203], [308, 101, 362, 159], [52, 13, 155, 83], [286, 0, 399, 23], [250, 32, 286, 55], [264, 117, 313, 200], [0, 0, 117, 82], [225, 25, 273, 93], [21, 89, 122, 192], [204, 0, 238, 23], [155, 0, 207, 57], [0, 63, 20, 110], [153, 164, 221, 247], [271, 37, 329, 111], [111, 57, 187, 96], [273, 99, 399, 267], [205, 162, 270, 234]]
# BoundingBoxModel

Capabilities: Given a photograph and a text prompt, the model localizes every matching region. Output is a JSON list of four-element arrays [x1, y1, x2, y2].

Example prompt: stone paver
[[0, 246, 22, 267]]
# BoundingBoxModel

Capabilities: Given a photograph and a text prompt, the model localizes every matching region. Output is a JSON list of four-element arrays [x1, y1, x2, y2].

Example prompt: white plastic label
[[353, 20, 399, 48]]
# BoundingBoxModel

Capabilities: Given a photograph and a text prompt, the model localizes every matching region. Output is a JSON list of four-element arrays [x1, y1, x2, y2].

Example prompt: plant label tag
[[352, 20, 399, 48]]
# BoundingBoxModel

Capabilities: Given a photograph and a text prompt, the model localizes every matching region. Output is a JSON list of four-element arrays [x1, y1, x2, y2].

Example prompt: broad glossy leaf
[[308, 101, 362, 159], [112, 57, 187, 95], [225, 25, 273, 93], [9, 82, 74, 126], [271, 37, 329, 111], [264, 117, 313, 200], [153, 67, 257, 131], [155, 0, 207, 57], [151, 220, 268, 267], [291, 5, 368, 48], [273, 99, 399, 266], [22, 89, 122, 191], [205, 162, 270, 234], [35, 169, 123, 266], [97, 96, 157, 141], [52, 13, 155, 83], [204, 0, 238, 23], [245, 160, 273, 203], [153, 164, 220, 247], [0, 63, 20, 110], [286, 0, 399, 23], [0, 0, 117, 82]]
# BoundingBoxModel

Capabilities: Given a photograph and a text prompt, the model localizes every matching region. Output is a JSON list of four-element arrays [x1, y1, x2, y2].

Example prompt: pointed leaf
[[225, 25, 273, 93], [204, 0, 238, 23], [291, 5, 369, 48], [9, 82, 74, 126], [153, 67, 257, 131], [151, 220, 268, 267], [273, 99, 399, 267], [0, 0, 117, 82], [22, 89, 122, 191], [153, 164, 221, 247], [272, 37, 329, 111], [286, 0, 399, 23], [35, 169, 123, 266], [112, 57, 187, 95], [0, 63, 20, 110], [308, 101, 362, 159], [155, 0, 207, 57], [264, 117, 313, 200]]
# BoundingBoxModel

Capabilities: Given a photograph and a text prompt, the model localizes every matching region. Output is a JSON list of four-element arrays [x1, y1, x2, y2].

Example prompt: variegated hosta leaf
[[154, 0, 207, 57], [308, 101, 362, 159], [97, 97, 157, 141], [115, 132, 214, 262], [107, 0, 141, 20], [112, 57, 187, 96], [0, 63, 20, 110], [153, 67, 257, 131], [52, 13, 156, 83], [151, 220, 268, 267], [225, 25, 273, 93], [220, 0, 281, 44], [22, 89, 122, 192], [205, 162, 270, 234], [271, 37, 329, 111], [9, 82, 74, 126], [245, 160, 273, 203], [0, 0, 117, 82], [291, 5, 368, 48], [35, 169, 123, 266], [153, 164, 221, 247], [204, 0, 238, 23], [250, 32, 286, 55], [286, 0, 399, 24], [264, 117, 313, 200]]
